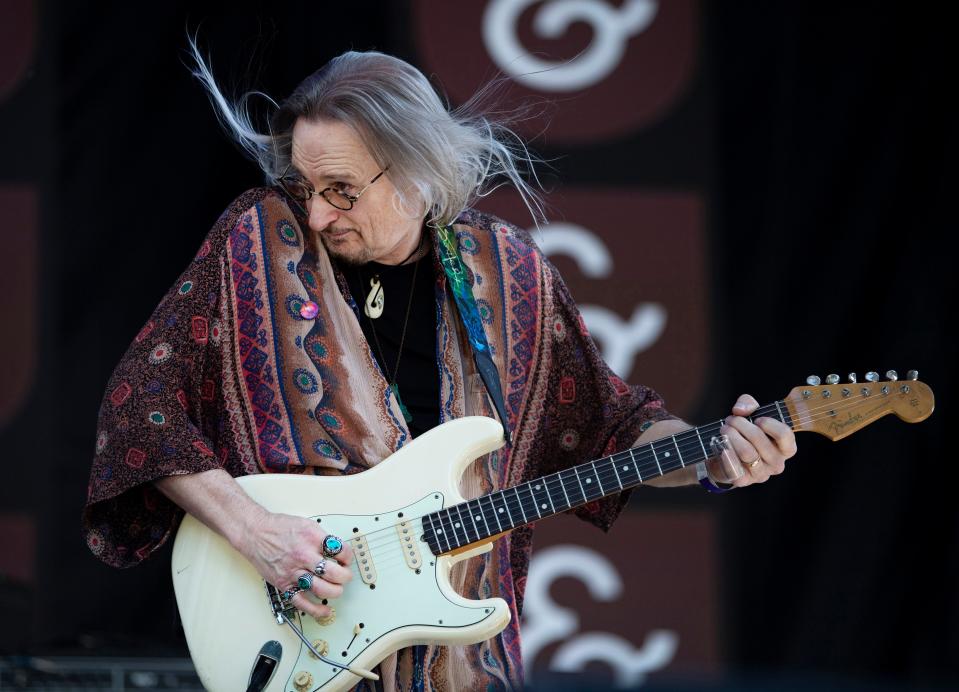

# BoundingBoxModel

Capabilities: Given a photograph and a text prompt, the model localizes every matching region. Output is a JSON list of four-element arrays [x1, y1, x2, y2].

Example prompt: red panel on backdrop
[[522, 509, 719, 685], [0, 0, 35, 99], [477, 187, 707, 417], [0, 513, 36, 584], [412, 0, 697, 143]]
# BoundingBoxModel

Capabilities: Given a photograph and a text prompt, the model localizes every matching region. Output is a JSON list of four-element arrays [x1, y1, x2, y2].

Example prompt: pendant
[[391, 382, 413, 424], [364, 275, 384, 319]]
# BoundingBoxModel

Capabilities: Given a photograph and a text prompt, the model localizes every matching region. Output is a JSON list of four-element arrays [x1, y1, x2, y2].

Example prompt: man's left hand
[[714, 393, 798, 487]]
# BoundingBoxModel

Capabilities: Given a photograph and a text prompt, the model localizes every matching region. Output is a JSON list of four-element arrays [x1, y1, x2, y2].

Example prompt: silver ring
[[313, 558, 327, 578], [297, 572, 314, 590], [281, 586, 301, 602], [321, 534, 344, 558]]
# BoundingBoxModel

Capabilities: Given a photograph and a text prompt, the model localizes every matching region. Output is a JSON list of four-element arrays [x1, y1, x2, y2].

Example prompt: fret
[[530, 479, 553, 518], [512, 487, 529, 524], [448, 506, 469, 548], [774, 400, 793, 427], [562, 468, 587, 506], [440, 510, 461, 550], [543, 476, 558, 514], [485, 493, 505, 533], [590, 461, 606, 495], [477, 496, 498, 536], [608, 458, 624, 490], [421, 513, 438, 553], [695, 429, 709, 462], [624, 449, 643, 484], [576, 465, 602, 502], [521, 483, 542, 519], [454, 503, 477, 544], [465, 499, 484, 541], [556, 470, 574, 510], [650, 443, 664, 475], [498, 490, 517, 529], [572, 465, 589, 502], [430, 512, 451, 553], [672, 436, 686, 467]]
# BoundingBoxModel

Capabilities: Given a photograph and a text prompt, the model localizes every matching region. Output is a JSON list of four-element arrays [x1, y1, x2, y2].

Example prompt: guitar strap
[[435, 225, 512, 445]]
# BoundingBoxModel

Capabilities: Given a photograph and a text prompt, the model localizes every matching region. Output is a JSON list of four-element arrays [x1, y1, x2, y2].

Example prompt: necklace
[[362, 237, 427, 319], [359, 237, 426, 424]]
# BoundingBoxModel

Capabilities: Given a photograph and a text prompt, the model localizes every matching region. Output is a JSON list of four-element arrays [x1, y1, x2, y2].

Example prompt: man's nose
[[308, 198, 340, 231]]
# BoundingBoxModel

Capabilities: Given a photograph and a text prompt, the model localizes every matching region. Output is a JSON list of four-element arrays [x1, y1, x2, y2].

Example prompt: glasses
[[278, 167, 389, 212]]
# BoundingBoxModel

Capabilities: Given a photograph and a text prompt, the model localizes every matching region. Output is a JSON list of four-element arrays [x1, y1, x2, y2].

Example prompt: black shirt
[[342, 256, 441, 438]]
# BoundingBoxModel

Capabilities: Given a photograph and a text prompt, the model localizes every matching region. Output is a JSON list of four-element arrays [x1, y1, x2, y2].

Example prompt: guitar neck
[[422, 401, 792, 555]]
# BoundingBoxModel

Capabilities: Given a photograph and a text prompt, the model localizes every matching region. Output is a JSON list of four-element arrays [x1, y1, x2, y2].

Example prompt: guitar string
[[329, 389, 912, 561], [308, 388, 911, 571], [351, 389, 899, 552]]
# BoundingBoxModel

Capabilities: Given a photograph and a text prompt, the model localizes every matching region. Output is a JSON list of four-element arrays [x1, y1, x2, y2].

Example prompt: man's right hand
[[156, 469, 353, 620], [235, 508, 354, 619]]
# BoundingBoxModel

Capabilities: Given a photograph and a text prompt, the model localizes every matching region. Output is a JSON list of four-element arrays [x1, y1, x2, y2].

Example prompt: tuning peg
[[848, 373, 857, 383], [907, 370, 919, 380], [865, 371, 879, 382], [806, 375, 821, 386], [885, 370, 898, 381], [826, 374, 840, 384]]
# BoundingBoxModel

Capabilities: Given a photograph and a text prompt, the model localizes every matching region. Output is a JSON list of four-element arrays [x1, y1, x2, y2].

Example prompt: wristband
[[696, 461, 733, 494]]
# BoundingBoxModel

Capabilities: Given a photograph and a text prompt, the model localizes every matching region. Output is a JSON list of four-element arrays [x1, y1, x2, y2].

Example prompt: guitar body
[[172, 416, 511, 692]]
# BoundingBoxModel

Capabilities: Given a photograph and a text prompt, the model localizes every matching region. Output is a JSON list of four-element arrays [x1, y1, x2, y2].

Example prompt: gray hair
[[188, 37, 544, 227]]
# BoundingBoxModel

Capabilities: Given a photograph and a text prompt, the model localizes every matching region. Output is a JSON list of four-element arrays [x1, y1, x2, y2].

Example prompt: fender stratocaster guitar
[[172, 372, 933, 691]]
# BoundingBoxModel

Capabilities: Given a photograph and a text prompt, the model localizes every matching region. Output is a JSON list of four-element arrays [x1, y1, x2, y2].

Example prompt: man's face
[[290, 118, 422, 266]]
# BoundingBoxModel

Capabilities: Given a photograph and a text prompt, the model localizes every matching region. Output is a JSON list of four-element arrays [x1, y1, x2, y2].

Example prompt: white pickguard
[[172, 416, 511, 692]]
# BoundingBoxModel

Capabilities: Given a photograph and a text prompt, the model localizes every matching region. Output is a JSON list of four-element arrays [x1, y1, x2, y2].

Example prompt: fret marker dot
[[585, 478, 592, 484], [664, 452, 671, 457], [498, 508, 504, 513], [437, 529, 443, 534], [535, 484, 541, 490], [541, 503, 547, 509], [623, 466, 629, 471], [454, 522, 460, 528], [475, 516, 482, 522]]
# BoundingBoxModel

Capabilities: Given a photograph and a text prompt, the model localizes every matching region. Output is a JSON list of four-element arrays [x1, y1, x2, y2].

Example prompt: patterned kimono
[[83, 187, 673, 690]]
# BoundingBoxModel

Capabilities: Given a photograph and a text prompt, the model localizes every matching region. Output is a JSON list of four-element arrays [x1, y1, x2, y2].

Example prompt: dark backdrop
[[0, 1, 954, 689]]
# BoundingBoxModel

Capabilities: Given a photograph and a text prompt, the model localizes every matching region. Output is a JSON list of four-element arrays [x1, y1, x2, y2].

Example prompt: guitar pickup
[[351, 535, 377, 586], [396, 520, 423, 571]]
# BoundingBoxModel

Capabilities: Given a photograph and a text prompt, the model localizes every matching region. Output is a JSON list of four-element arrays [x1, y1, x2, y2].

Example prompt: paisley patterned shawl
[[83, 187, 674, 690]]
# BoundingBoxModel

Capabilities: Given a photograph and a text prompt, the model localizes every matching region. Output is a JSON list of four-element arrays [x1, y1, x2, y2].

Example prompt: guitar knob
[[826, 374, 840, 384], [907, 370, 919, 380], [293, 671, 314, 692], [885, 370, 898, 381], [806, 375, 821, 386], [309, 639, 330, 659], [314, 606, 336, 626], [848, 373, 857, 383], [865, 371, 879, 382]]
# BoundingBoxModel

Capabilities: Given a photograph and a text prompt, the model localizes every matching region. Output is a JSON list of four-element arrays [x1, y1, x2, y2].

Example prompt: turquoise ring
[[297, 572, 314, 590], [322, 535, 344, 558]]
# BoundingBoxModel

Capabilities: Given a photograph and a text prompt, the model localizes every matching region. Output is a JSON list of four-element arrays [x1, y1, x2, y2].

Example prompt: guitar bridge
[[265, 582, 297, 624]]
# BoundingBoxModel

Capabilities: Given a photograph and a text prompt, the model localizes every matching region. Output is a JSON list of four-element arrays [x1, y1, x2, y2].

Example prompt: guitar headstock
[[783, 370, 934, 441]]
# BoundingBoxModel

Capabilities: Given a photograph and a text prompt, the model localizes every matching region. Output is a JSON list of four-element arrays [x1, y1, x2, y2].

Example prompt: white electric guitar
[[172, 372, 933, 691]]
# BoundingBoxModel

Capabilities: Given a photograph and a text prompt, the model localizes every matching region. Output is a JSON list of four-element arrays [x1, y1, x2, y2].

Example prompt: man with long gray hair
[[84, 46, 796, 690]]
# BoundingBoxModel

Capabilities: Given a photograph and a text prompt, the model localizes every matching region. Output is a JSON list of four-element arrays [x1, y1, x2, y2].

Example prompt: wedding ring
[[743, 457, 761, 468]]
